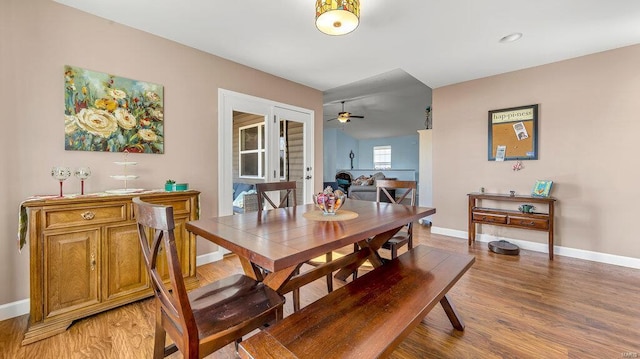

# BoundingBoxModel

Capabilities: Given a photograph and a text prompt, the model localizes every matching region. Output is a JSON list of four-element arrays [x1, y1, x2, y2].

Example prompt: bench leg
[[439, 294, 465, 331]]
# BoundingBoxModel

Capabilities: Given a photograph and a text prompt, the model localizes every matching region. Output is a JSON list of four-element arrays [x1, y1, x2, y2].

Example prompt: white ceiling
[[54, 0, 640, 139]]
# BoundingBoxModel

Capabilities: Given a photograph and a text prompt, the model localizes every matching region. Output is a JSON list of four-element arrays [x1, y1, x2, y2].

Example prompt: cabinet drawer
[[45, 204, 127, 229], [472, 212, 507, 224], [508, 216, 549, 230], [136, 197, 192, 215]]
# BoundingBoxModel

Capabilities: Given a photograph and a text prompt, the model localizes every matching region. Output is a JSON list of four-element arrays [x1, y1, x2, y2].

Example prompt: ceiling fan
[[327, 101, 364, 123]]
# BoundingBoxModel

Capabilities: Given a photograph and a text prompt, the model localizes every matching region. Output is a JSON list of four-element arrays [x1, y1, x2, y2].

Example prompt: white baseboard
[[431, 226, 467, 239], [0, 299, 29, 322], [0, 250, 228, 322], [431, 226, 640, 269], [196, 250, 225, 266]]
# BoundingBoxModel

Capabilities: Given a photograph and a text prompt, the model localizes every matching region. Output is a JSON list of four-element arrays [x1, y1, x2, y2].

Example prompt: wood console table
[[468, 193, 556, 259]]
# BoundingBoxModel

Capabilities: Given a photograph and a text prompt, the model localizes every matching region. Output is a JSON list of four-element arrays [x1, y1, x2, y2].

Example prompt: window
[[239, 123, 265, 178], [373, 145, 391, 169]]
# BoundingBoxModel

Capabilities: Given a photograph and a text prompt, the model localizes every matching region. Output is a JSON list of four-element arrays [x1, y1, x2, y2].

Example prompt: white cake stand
[[107, 161, 142, 194]]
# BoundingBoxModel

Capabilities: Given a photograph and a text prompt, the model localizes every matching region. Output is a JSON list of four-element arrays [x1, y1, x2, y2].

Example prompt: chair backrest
[[132, 197, 196, 355], [255, 181, 297, 210], [376, 180, 417, 206]]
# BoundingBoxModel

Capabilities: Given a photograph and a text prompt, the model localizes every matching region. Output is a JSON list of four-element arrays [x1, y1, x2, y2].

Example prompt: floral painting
[[64, 65, 164, 153]]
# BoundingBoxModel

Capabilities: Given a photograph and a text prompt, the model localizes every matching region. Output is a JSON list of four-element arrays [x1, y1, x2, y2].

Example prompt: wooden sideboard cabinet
[[21, 191, 200, 345], [468, 193, 556, 260]]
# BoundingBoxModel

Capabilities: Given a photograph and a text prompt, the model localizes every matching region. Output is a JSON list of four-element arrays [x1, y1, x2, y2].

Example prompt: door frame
[[218, 89, 314, 216]]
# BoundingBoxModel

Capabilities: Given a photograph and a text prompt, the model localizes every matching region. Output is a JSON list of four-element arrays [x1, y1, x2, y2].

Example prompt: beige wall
[[0, 0, 323, 305], [433, 44, 640, 259]]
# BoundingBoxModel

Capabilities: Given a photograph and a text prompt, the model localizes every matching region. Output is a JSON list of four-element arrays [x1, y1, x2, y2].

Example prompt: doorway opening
[[219, 89, 314, 216]]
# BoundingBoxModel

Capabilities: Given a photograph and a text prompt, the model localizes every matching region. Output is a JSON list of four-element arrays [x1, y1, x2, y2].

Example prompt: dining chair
[[132, 197, 285, 359], [256, 181, 298, 211], [375, 180, 417, 259], [255, 181, 333, 312]]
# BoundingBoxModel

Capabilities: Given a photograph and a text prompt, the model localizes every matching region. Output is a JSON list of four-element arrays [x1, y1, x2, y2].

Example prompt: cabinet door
[[104, 224, 150, 301], [44, 229, 100, 318], [173, 215, 194, 277], [152, 215, 192, 281], [134, 196, 195, 281]]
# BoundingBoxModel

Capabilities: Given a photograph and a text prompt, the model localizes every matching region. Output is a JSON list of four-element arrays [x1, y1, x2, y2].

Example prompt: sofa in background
[[347, 172, 394, 202], [233, 182, 258, 213]]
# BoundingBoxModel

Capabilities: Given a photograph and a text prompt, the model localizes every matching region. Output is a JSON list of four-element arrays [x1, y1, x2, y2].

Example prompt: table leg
[[439, 294, 465, 331], [366, 226, 403, 255], [333, 245, 377, 281], [548, 201, 555, 260], [468, 196, 475, 245], [239, 257, 264, 281], [285, 250, 371, 292], [334, 226, 403, 281], [262, 265, 298, 292]]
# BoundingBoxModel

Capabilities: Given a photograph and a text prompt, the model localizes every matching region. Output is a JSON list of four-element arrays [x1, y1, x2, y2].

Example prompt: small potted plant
[[165, 179, 176, 191], [165, 179, 188, 191]]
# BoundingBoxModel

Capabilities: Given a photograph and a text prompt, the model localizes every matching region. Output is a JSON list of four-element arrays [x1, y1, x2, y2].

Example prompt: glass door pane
[[273, 106, 313, 204], [235, 111, 266, 180], [278, 119, 304, 204]]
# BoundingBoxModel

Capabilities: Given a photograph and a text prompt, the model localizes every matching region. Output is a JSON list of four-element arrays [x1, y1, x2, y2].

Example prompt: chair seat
[[190, 274, 285, 339], [381, 235, 410, 248]]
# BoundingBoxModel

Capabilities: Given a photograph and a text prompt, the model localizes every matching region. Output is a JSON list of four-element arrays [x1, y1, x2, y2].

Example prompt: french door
[[219, 89, 314, 216]]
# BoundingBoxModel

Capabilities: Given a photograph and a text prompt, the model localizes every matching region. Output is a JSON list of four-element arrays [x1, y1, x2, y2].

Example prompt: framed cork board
[[488, 104, 538, 161]]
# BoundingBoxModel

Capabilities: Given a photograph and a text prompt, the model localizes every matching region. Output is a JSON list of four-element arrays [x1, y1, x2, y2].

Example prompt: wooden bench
[[239, 245, 475, 358]]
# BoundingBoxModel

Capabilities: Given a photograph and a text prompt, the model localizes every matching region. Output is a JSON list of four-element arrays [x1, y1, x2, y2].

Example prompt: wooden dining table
[[186, 199, 435, 296]]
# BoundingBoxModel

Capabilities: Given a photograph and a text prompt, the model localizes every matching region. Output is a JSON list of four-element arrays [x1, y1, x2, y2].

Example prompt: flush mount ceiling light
[[499, 32, 523, 43], [315, 0, 360, 36]]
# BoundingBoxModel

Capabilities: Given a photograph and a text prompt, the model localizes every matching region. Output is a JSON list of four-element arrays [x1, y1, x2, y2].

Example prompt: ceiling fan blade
[[327, 117, 338, 121], [349, 115, 365, 118]]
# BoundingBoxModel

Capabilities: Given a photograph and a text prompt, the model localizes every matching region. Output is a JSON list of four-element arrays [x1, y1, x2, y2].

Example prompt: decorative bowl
[[313, 192, 346, 215]]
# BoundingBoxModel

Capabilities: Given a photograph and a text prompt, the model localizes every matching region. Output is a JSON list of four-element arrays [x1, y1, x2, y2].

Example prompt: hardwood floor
[[2, 225, 639, 358]]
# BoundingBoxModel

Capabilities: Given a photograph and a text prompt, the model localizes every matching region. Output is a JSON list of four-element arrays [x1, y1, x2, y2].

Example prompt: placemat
[[303, 210, 359, 221]]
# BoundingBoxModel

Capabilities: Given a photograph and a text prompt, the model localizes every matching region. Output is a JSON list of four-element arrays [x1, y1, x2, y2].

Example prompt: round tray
[[302, 210, 358, 221], [488, 240, 520, 256]]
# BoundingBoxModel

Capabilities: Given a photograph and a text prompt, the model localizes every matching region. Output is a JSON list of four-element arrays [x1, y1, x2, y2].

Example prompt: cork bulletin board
[[488, 104, 538, 161]]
